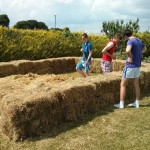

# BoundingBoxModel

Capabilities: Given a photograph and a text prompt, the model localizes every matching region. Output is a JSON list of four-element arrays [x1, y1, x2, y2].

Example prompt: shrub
[[1, 26, 149, 62], [0, 27, 109, 61]]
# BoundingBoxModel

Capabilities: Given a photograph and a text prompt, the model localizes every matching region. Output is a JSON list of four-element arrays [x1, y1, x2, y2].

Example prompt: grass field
[[0, 96, 150, 150]]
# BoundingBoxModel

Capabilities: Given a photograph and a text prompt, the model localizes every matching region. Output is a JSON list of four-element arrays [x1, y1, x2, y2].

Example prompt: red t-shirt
[[102, 40, 116, 62]]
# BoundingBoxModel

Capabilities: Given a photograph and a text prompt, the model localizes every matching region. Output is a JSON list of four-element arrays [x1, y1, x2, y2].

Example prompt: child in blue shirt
[[76, 33, 92, 77]]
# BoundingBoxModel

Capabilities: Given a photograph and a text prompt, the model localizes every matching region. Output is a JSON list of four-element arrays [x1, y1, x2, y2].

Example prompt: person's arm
[[126, 45, 133, 63], [102, 42, 115, 59], [85, 43, 92, 64], [86, 50, 92, 64]]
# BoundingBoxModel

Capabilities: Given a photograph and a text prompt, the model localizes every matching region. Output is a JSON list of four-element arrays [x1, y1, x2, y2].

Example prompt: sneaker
[[128, 101, 139, 108], [114, 103, 124, 109]]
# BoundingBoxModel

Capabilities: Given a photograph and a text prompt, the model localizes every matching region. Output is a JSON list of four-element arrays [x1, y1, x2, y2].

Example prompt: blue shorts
[[122, 67, 140, 78], [76, 60, 90, 73]]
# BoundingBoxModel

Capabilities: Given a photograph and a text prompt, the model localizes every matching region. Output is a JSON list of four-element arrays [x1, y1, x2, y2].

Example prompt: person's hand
[[112, 54, 116, 59], [80, 48, 83, 52], [85, 61, 88, 65], [128, 57, 133, 63]]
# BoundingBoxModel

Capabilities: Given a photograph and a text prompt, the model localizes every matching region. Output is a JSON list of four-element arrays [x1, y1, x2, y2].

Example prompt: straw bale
[[17, 61, 34, 74], [32, 60, 53, 74], [0, 63, 17, 77], [74, 57, 81, 64], [140, 68, 150, 96], [66, 58, 76, 72], [0, 96, 62, 141], [52, 58, 67, 74], [90, 58, 101, 73], [52, 67, 63, 74], [112, 60, 125, 71], [54, 58, 67, 67]]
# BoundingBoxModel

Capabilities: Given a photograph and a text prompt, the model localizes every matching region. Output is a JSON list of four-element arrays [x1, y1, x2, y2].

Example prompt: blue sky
[[0, 0, 150, 33]]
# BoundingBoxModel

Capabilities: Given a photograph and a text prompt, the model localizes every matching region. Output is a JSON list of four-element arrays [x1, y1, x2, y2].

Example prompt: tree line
[[0, 14, 48, 30], [0, 14, 73, 33], [0, 14, 147, 39]]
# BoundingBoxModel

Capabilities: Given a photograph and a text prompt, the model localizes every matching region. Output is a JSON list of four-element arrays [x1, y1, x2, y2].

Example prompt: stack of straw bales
[[0, 73, 122, 141], [0, 57, 76, 77], [0, 59, 150, 141]]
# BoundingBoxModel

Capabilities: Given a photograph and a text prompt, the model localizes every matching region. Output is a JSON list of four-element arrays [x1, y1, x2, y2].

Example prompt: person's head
[[113, 33, 122, 44], [82, 33, 88, 42], [123, 29, 133, 40]]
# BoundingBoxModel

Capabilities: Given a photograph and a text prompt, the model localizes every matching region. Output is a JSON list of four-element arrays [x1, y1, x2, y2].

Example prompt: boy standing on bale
[[114, 29, 147, 109], [76, 33, 92, 77], [101, 34, 122, 75]]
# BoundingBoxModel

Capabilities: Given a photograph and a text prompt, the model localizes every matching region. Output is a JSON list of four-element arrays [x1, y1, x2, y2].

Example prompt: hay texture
[[0, 73, 121, 141], [0, 60, 150, 141], [75, 57, 126, 73], [0, 57, 76, 77], [0, 57, 140, 77]]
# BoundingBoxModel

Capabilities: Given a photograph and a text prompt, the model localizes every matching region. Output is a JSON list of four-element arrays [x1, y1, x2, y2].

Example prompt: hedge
[[1, 26, 150, 62], [0, 27, 108, 62]]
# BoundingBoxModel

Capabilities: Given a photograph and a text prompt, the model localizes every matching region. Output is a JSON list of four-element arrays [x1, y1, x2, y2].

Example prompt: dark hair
[[82, 33, 88, 38], [123, 29, 133, 37]]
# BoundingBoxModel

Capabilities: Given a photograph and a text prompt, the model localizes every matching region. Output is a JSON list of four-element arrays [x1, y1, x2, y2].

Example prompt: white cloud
[[0, 0, 150, 33], [56, 0, 74, 3]]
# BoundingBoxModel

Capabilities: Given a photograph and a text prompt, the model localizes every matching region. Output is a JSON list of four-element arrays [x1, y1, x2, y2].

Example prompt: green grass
[[0, 97, 150, 150]]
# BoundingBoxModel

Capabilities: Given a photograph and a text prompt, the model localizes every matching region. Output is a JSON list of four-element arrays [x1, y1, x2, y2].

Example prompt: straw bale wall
[[0, 57, 76, 77], [74, 57, 125, 73], [0, 74, 122, 141], [0, 58, 150, 141], [0, 57, 126, 77]]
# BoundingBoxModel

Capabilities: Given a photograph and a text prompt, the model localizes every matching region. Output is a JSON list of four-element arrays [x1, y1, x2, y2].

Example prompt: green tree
[[0, 14, 10, 27], [101, 18, 140, 39], [37, 22, 48, 30], [14, 21, 31, 29], [14, 20, 48, 30], [101, 18, 140, 53], [28, 20, 38, 29]]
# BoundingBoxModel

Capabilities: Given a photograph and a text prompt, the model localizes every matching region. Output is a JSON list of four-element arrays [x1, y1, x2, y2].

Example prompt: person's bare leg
[[114, 78, 129, 108], [120, 78, 129, 101], [76, 69, 86, 78], [85, 71, 89, 77], [133, 78, 140, 100], [128, 78, 140, 108]]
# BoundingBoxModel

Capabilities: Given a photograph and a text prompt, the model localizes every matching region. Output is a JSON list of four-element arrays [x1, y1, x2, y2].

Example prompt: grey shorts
[[122, 67, 140, 78]]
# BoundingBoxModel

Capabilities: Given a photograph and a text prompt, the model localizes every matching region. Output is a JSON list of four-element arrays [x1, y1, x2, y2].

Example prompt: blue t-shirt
[[126, 38, 145, 68], [82, 41, 92, 62]]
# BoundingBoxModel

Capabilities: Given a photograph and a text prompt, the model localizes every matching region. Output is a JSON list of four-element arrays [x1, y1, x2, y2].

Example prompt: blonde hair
[[113, 33, 122, 40]]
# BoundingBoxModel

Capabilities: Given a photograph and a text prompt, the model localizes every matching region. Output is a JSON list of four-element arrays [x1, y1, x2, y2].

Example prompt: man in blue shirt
[[76, 33, 92, 77], [114, 29, 147, 109]]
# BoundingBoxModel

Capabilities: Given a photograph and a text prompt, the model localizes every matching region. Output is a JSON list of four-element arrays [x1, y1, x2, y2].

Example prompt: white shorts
[[122, 67, 140, 78]]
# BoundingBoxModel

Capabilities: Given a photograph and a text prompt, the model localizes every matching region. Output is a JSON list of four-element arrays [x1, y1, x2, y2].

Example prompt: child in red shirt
[[101, 34, 122, 75]]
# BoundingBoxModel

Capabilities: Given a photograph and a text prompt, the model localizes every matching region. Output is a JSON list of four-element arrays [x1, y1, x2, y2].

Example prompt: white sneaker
[[128, 101, 139, 108], [114, 103, 124, 109]]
